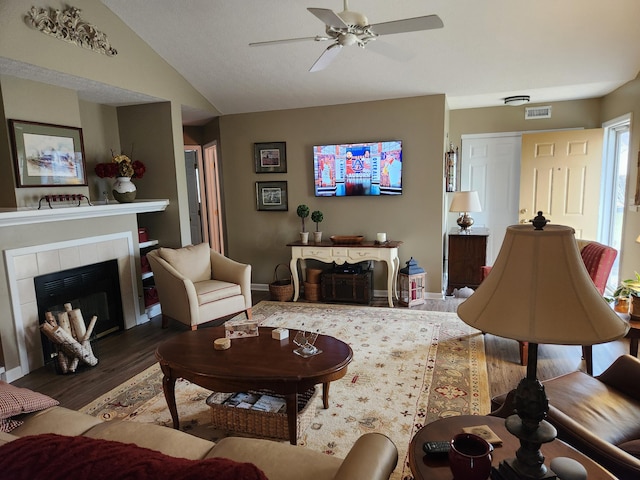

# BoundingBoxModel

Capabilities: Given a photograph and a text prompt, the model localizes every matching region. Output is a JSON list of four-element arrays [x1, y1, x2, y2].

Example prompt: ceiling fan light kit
[[250, 1, 444, 72], [504, 95, 531, 106]]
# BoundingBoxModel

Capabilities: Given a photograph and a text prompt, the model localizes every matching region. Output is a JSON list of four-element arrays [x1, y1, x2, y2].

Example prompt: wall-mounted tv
[[313, 140, 402, 197]]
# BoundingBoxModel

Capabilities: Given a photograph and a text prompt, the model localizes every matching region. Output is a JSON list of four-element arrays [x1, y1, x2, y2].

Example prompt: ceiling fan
[[249, 0, 444, 72]]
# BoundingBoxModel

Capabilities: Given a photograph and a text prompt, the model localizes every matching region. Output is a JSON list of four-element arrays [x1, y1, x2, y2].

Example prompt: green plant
[[296, 204, 310, 232], [311, 210, 323, 232], [612, 272, 640, 298]]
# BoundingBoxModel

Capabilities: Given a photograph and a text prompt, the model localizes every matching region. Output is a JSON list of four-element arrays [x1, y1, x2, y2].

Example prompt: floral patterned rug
[[80, 301, 489, 480]]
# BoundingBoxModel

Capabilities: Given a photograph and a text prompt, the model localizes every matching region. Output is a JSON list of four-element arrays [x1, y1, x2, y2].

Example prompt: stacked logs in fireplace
[[39, 303, 98, 374]]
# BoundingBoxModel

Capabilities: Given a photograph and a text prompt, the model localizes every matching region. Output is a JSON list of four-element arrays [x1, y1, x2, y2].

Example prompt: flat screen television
[[313, 140, 402, 196]]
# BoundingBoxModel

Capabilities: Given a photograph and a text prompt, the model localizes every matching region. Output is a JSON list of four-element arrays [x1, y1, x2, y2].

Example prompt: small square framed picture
[[256, 181, 288, 211], [254, 142, 286, 173]]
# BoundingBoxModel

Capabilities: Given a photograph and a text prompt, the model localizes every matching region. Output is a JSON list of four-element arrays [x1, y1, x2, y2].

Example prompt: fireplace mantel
[[0, 200, 169, 227]]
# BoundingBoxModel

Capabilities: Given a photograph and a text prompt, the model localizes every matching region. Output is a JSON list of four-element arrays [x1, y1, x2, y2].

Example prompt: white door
[[520, 129, 603, 239], [459, 134, 521, 264]]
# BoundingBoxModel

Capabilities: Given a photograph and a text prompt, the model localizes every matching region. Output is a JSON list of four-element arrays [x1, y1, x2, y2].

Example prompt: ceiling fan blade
[[365, 39, 414, 62], [249, 36, 324, 47], [371, 14, 444, 36], [308, 7, 348, 29], [309, 44, 343, 72]]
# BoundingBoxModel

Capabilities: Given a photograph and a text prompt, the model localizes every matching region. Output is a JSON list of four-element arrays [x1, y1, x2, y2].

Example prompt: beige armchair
[[147, 243, 252, 330]]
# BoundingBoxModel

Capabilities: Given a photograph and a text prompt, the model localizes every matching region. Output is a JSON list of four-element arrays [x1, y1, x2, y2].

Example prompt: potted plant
[[311, 210, 324, 243], [611, 272, 640, 314], [296, 204, 310, 243]]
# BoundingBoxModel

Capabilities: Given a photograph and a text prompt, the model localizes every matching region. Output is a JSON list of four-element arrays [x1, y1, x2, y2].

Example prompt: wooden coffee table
[[155, 326, 353, 444], [409, 415, 616, 479]]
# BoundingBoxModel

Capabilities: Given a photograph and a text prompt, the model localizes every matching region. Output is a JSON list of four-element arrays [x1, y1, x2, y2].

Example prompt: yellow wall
[[220, 96, 447, 292]]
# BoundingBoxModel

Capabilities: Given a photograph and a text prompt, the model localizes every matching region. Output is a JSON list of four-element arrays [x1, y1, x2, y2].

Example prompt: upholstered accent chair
[[147, 243, 252, 330], [480, 239, 617, 373], [491, 355, 640, 479]]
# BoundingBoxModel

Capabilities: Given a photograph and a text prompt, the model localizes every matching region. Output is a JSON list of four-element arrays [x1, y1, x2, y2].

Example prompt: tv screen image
[[313, 140, 402, 196]]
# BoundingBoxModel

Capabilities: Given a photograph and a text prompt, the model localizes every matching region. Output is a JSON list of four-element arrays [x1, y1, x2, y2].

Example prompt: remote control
[[423, 441, 450, 455]]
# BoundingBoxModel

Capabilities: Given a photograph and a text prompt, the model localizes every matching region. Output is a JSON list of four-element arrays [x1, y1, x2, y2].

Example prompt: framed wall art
[[256, 181, 288, 211], [9, 119, 87, 187], [254, 142, 287, 173]]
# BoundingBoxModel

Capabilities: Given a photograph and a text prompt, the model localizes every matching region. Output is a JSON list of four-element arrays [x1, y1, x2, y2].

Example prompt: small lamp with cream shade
[[449, 190, 482, 231], [457, 213, 629, 479]]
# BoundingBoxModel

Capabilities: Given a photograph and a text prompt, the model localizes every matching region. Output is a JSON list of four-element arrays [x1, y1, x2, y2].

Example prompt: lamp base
[[491, 460, 557, 480], [457, 213, 474, 230]]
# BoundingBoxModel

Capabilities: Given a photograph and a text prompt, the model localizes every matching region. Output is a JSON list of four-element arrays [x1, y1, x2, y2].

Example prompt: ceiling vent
[[525, 106, 552, 119]]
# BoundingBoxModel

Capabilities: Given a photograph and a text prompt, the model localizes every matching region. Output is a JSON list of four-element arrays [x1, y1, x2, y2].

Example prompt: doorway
[[184, 147, 203, 245]]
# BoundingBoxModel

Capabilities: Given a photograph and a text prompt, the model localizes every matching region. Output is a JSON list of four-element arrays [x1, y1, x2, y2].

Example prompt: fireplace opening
[[34, 259, 124, 364]]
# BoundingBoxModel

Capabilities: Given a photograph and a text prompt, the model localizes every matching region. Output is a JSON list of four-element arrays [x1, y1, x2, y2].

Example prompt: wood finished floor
[[11, 291, 631, 411]]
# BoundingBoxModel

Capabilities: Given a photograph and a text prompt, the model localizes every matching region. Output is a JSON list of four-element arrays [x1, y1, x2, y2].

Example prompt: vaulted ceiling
[[99, 0, 640, 117]]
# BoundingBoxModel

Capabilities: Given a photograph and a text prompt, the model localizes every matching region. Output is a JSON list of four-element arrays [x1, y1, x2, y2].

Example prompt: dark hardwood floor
[[11, 291, 631, 411]]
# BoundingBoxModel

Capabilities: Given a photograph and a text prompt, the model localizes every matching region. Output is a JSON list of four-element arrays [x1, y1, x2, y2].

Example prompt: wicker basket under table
[[206, 387, 318, 441]]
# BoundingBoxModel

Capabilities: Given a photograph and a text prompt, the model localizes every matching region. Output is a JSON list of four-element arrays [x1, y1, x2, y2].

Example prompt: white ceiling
[[97, 0, 640, 117], [5, 1, 640, 123]]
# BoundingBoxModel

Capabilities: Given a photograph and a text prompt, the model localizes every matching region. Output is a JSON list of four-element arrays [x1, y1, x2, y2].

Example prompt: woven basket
[[206, 387, 317, 441], [304, 281, 321, 302], [306, 268, 323, 284], [269, 264, 294, 302]]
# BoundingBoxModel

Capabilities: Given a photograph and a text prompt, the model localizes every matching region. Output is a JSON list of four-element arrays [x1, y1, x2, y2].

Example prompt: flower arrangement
[[95, 151, 146, 179]]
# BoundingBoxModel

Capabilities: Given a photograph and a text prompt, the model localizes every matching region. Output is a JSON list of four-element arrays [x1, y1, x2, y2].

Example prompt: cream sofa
[[0, 405, 398, 480]]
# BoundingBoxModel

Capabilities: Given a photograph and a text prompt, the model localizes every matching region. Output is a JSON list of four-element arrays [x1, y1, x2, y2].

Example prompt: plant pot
[[300, 232, 309, 244], [112, 177, 137, 203], [313, 231, 323, 243], [614, 297, 630, 314]]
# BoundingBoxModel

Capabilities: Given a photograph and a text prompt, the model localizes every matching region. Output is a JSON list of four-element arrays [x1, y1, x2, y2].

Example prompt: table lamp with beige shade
[[457, 214, 629, 479], [449, 190, 482, 231]]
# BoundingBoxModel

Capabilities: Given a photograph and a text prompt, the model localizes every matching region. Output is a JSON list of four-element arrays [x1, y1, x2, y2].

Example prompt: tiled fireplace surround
[[6, 233, 139, 377], [0, 200, 168, 382]]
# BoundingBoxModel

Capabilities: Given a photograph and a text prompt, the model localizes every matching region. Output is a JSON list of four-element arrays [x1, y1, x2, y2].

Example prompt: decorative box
[[138, 227, 149, 243], [271, 328, 289, 340], [225, 318, 259, 338]]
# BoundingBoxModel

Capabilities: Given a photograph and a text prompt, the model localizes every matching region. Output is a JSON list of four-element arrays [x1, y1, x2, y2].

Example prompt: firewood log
[[57, 350, 69, 374], [66, 303, 87, 341], [45, 311, 57, 327], [40, 323, 98, 366], [57, 312, 72, 337], [69, 315, 98, 372]]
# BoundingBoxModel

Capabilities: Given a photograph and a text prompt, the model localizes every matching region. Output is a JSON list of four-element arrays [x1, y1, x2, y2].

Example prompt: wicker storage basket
[[269, 264, 294, 302], [306, 268, 323, 284], [206, 387, 317, 441], [304, 281, 321, 302]]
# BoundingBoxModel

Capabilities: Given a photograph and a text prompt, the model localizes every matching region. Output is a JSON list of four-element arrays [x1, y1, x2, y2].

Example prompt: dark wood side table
[[409, 415, 615, 480], [446, 228, 489, 296]]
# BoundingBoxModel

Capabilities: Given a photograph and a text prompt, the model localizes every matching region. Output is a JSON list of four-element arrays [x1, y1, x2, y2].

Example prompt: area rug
[[80, 301, 489, 480]]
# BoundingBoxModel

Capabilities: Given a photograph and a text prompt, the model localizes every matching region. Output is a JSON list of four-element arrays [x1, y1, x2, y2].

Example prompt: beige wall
[[449, 98, 602, 146], [219, 96, 447, 293]]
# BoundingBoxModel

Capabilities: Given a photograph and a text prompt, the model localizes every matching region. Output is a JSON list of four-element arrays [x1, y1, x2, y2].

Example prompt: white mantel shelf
[[0, 199, 169, 227]]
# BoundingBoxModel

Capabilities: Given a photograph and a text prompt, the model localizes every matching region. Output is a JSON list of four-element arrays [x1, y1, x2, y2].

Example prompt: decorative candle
[[377, 233, 387, 243]]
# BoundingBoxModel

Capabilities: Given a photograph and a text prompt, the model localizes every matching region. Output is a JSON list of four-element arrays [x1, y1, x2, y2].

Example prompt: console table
[[287, 241, 402, 307]]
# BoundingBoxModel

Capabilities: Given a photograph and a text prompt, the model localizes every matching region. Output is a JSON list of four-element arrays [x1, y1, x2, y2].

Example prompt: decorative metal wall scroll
[[25, 5, 118, 56]]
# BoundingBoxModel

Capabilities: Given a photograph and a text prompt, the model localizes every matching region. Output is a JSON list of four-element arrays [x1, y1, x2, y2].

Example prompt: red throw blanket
[[0, 433, 269, 480]]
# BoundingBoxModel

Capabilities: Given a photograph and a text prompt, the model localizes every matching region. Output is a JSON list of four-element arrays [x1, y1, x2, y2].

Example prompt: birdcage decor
[[398, 257, 426, 307]]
